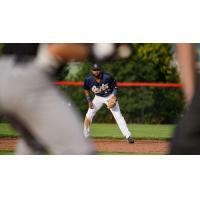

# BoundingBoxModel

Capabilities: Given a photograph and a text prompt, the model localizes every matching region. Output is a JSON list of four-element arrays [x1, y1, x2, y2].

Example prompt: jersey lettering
[[91, 83, 109, 94]]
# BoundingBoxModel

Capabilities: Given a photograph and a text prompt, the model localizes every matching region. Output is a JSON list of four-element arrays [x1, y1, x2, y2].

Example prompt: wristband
[[112, 89, 117, 96]]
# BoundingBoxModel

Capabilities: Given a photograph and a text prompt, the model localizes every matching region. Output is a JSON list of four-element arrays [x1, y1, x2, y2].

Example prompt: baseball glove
[[107, 96, 117, 109]]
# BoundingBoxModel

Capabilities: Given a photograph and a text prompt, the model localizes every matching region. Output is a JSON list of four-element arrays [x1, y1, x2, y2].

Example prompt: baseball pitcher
[[83, 63, 134, 143], [0, 43, 95, 154]]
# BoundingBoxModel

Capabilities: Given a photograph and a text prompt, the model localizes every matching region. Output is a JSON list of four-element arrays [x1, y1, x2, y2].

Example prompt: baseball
[[93, 43, 115, 60]]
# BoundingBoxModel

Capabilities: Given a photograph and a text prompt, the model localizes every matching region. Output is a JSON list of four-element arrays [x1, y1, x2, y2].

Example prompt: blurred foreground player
[[0, 43, 94, 154], [170, 44, 200, 154]]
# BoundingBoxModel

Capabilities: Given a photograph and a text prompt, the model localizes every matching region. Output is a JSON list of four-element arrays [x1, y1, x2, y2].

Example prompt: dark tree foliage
[[61, 44, 184, 124]]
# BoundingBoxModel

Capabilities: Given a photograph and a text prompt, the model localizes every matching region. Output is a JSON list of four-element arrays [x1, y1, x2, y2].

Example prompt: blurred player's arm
[[48, 44, 90, 62], [36, 44, 90, 74], [39, 44, 117, 74], [176, 44, 196, 105], [48, 43, 134, 63]]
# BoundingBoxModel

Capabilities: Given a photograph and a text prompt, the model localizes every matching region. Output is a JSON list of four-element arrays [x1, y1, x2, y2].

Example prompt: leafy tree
[[62, 44, 184, 124]]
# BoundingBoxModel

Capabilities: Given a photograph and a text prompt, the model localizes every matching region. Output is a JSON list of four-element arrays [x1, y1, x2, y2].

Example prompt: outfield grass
[[0, 123, 174, 140]]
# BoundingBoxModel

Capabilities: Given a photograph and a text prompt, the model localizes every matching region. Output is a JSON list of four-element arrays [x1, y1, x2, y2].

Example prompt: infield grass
[[91, 123, 174, 140], [0, 123, 174, 140]]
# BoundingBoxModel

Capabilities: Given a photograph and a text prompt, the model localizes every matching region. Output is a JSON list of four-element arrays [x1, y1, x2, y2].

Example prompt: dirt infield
[[94, 139, 169, 154], [0, 138, 17, 151], [0, 138, 169, 154]]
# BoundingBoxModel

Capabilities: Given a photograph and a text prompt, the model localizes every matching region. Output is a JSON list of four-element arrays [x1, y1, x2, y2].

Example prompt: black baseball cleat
[[127, 136, 134, 143]]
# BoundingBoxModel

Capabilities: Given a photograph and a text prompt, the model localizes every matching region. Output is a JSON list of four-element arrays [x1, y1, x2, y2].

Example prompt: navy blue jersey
[[83, 72, 117, 97]]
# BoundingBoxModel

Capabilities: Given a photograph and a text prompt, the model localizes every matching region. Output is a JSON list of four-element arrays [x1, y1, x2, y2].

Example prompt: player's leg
[[109, 102, 134, 143], [0, 58, 39, 154], [8, 115, 49, 154], [83, 96, 103, 138], [19, 84, 94, 154], [2, 61, 94, 154], [16, 138, 35, 155]]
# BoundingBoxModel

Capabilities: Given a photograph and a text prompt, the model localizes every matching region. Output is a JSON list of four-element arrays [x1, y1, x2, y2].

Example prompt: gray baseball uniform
[[0, 44, 94, 154]]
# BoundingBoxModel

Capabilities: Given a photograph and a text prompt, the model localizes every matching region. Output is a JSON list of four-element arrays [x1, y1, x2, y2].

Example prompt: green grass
[[0, 123, 175, 140], [91, 123, 174, 140], [0, 151, 14, 155], [0, 123, 18, 137]]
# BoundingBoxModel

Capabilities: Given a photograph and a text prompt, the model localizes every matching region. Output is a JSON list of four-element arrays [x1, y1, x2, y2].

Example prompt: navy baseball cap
[[91, 63, 101, 70]]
